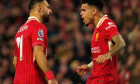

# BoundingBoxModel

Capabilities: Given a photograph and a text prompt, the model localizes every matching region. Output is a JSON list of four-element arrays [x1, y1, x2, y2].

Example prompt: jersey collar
[[96, 15, 108, 28], [27, 16, 40, 22]]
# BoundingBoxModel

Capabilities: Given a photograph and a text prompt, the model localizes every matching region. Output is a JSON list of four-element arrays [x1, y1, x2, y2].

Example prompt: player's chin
[[84, 22, 90, 26]]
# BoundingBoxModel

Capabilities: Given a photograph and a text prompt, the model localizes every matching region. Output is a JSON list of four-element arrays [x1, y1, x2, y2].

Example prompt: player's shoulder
[[104, 18, 116, 26], [28, 20, 47, 36], [16, 23, 28, 34], [28, 20, 46, 29], [103, 18, 117, 30]]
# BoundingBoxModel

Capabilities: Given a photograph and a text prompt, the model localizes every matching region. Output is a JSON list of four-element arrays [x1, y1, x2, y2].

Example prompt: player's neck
[[94, 13, 103, 28]]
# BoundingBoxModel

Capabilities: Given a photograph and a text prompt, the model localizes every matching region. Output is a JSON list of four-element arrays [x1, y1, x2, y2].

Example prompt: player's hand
[[48, 79, 58, 84], [77, 65, 92, 76], [94, 53, 111, 65]]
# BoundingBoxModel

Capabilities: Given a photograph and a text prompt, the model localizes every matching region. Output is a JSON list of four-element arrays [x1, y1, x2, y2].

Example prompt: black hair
[[81, 0, 104, 11], [28, 0, 49, 11]]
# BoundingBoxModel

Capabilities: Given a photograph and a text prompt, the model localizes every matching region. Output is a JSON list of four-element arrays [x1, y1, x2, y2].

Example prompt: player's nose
[[80, 12, 83, 16]]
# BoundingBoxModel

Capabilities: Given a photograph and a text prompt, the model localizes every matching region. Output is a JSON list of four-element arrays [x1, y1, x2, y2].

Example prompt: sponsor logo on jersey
[[105, 22, 116, 30], [37, 37, 43, 41], [38, 29, 44, 37], [91, 47, 101, 53], [95, 32, 99, 41]]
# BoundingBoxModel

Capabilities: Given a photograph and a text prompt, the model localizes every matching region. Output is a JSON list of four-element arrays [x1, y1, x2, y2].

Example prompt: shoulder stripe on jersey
[[96, 15, 108, 28]]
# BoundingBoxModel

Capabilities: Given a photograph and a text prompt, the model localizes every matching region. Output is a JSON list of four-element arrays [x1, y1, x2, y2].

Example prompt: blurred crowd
[[0, 0, 140, 84]]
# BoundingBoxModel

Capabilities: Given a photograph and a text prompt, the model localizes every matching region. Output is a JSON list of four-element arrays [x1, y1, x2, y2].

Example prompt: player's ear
[[92, 8, 96, 15], [37, 4, 42, 12]]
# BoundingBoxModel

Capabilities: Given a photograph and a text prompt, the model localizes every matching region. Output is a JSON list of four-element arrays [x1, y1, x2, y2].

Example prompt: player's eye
[[81, 9, 86, 12]]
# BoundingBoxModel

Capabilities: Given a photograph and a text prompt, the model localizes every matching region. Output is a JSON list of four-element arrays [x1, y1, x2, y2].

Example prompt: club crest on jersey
[[95, 32, 99, 41], [38, 29, 44, 37]]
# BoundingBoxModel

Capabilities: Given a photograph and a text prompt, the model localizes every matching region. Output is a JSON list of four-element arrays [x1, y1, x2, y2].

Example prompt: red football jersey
[[89, 15, 119, 83], [14, 17, 48, 84]]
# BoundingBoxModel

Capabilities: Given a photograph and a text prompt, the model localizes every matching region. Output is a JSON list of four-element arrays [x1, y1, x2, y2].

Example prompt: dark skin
[[77, 3, 126, 77], [14, 45, 57, 83], [34, 45, 58, 84], [33, 45, 50, 73], [95, 34, 126, 65], [13, 0, 58, 83], [77, 34, 126, 76]]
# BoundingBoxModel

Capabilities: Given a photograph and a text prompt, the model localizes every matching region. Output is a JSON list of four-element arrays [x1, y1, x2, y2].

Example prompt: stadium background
[[0, 0, 140, 84]]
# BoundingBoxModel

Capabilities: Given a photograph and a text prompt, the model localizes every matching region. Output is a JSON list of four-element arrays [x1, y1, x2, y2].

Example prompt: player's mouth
[[83, 19, 86, 23], [81, 17, 85, 23], [83, 20, 85, 23]]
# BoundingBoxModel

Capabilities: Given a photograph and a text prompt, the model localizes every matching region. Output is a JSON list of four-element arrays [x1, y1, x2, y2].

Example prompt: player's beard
[[43, 14, 50, 23]]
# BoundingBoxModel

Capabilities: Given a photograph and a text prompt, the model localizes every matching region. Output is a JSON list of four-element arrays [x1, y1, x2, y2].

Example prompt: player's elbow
[[13, 61, 16, 67], [123, 42, 126, 48], [120, 40, 126, 50], [13, 56, 17, 67], [122, 40, 126, 48]]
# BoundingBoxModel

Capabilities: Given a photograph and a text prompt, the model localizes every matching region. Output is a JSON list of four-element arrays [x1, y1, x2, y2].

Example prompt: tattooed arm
[[107, 34, 126, 56], [95, 34, 126, 64], [77, 34, 126, 74]]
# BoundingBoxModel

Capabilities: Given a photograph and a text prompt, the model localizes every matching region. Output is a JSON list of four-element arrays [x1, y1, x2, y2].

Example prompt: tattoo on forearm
[[108, 35, 125, 56]]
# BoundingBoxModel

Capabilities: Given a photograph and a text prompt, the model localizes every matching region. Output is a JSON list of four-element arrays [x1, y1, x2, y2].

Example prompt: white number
[[16, 35, 23, 61]]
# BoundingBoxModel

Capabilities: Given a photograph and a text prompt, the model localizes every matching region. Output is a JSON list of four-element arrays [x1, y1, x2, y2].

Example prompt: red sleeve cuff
[[32, 42, 45, 48], [109, 33, 120, 41]]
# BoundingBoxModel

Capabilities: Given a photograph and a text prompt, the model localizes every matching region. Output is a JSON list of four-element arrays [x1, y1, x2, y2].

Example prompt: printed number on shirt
[[16, 35, 23, 61]]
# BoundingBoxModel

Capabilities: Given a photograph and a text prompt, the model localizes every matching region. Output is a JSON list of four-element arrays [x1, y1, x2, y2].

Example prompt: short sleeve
[[32, 25, 47, 48], [104, 25, 120, 41]]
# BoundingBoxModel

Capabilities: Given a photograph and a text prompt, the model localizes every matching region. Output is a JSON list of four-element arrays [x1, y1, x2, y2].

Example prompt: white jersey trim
[[96, 15, 108, 28], [27, 16, 40, 22]]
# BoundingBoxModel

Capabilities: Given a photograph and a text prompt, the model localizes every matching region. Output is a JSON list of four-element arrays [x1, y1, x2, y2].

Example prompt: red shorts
[[86, 77, 117, 84]]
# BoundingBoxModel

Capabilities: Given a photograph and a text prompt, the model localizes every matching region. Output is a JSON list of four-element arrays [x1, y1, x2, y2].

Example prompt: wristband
[[87, 61, 93, 68], [45, 70, 55, 80]]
